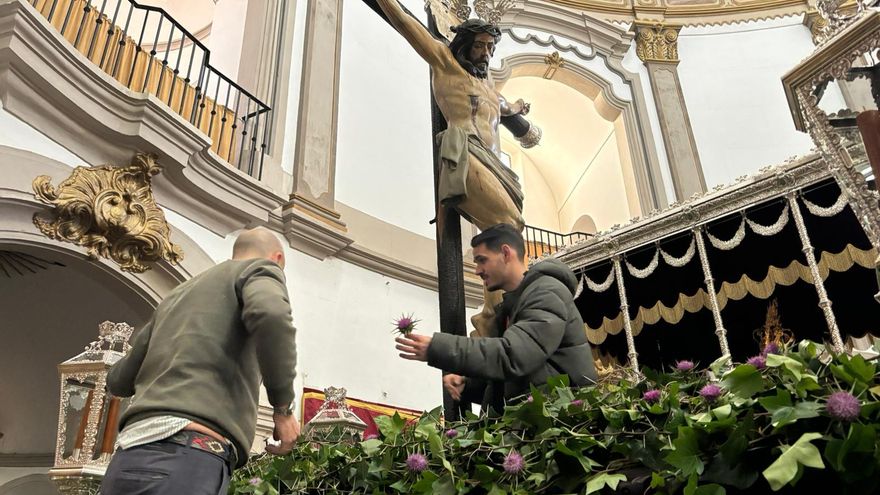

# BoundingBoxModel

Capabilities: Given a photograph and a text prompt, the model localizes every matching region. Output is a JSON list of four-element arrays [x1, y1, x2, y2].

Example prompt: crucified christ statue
[[375, 0, 539, 338]]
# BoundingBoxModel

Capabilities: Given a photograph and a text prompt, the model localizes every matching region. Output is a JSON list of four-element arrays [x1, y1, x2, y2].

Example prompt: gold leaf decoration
[[32, 153, 183, 273]]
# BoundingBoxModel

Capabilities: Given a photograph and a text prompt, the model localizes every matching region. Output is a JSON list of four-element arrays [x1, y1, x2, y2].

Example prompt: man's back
[[108, 258, 297, 467]]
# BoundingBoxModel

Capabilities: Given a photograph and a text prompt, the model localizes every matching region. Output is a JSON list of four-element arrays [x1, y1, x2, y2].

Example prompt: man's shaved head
[[232, 227, 285, 268]]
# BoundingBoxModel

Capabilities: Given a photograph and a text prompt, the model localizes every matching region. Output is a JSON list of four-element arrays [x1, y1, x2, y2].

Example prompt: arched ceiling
[[500, 76, 616, 209], [0, 247, 153, 456]]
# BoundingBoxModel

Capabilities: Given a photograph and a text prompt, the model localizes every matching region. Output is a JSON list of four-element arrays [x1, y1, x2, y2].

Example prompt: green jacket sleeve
[[238, 261, 298, 409], [107, 317, 154, 398], [427, 287, 567, 381]]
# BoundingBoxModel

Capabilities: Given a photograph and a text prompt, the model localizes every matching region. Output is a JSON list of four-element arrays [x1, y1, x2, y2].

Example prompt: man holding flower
[[396, 224, 597, 414]]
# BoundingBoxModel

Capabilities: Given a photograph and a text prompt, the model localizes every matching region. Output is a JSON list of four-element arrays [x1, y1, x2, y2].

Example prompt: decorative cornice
[[281, 200, 353, 260], [556, 153, 832, 269], [632, 21, 681, 63], [0, 0, 285, 236], [537, 0, 811, 27]]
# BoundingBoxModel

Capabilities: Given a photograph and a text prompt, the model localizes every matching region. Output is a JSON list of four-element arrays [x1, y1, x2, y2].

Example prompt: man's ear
[[501, 244, 513, 261]]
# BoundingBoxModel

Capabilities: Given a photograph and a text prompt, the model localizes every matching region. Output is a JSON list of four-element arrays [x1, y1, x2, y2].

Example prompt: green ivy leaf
[[762, 432, 825, 491], [712, 404, 733, 420], [824, 423, 877, 472], [665, 427, 705, 477], [486, 485, 506, 495], [585, 473, 627, 494], [721, 364, 765, 399], [556, 440, 600, 474], [361, 439, 383, 456], [758, 389, 820, 428], [431, 474, 456, 495]]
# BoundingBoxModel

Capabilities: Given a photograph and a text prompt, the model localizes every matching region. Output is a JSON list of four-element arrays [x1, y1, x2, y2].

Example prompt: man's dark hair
[[448, 19, 501, 79], [471, 223, 525, 259]]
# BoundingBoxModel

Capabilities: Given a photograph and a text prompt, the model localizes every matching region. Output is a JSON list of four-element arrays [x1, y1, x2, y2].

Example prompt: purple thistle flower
[[643, 389, 661, 403], [762, 342, 780, 356], [826, 391, 861, 422], [503, 450, 525, 475], [747, 355, 767, 370], [675, 360, 695, 372], [405, 453, 428, 473], [393, 313, 419, 336], [699, 384, 723, 402], [248, 477, 262, 486], [571, 399, 584, 407], [445, 429, 458, 438]]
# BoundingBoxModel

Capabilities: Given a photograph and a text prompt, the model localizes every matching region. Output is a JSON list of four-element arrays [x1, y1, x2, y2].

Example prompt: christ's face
[[468, 32, 496, 73]]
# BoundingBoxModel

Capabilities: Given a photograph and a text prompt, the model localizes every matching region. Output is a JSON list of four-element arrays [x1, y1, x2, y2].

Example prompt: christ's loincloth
[[436, 126, 524, 213]]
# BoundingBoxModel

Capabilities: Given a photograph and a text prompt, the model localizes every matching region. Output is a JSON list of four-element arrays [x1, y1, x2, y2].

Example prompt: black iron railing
[[30, 0, 271, 180], [524, 225, 593, 259]]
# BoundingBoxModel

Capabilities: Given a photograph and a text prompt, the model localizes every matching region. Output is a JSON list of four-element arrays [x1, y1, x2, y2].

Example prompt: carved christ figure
[[375, 0, 535, 336]]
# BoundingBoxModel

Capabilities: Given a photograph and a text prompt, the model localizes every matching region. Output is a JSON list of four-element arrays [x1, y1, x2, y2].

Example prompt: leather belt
[[163, 430, 237, 467]]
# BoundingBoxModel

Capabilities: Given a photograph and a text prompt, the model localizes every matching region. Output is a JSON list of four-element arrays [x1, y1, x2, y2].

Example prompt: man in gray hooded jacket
[[396, 223, 597, 414]]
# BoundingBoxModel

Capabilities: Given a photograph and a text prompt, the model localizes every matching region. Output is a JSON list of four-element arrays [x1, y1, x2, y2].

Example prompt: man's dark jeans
[[100, 440, 230, 495]]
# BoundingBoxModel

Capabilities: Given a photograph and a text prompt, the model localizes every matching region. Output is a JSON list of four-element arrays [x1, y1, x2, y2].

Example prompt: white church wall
[[0, 103, 83, 167], [676, 17, 821, 188], [163, 214, 446, 413], [334, 0, 437, 240]]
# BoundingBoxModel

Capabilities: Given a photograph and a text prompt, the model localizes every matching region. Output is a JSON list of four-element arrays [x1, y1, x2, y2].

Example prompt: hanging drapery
[[583, 244, 875, 343], [612, 256, 639, 370], [582, 268, 615, 294], [787, 193, 845, 352], [694, 227, 731, 358]]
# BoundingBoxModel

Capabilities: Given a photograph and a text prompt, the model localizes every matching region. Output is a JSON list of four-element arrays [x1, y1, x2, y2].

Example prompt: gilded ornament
[[543, 51, 565, 79], [634, 22, 680, 62], [473, 0, 514, 24], [32, 153, 183, 273]]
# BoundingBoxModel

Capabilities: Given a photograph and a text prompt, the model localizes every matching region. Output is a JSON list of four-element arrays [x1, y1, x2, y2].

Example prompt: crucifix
[[362, 0, 541, 419]]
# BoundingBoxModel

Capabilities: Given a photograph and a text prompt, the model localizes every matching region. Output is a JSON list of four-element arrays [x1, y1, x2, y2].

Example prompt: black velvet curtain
[[575, 179, 880, 371]]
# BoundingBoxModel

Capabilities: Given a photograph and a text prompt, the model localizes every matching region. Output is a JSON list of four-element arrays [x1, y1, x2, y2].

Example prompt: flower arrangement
[[232, 339, 880, 494]]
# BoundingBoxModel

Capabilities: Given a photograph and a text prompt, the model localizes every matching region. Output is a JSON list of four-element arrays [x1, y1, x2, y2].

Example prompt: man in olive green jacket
[[396, 224, 596, 414], [101, 228, 299, 495]]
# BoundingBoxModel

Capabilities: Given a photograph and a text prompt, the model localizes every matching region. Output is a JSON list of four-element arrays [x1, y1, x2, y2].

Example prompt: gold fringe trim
[[586, 244, 877, 345]]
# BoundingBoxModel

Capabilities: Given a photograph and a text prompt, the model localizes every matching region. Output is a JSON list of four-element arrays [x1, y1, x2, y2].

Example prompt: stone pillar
[[632, 21, 706, 200], [282, 0, 352, 259]]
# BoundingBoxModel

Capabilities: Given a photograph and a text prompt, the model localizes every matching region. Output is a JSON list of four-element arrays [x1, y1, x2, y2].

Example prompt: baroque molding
[[0, 0, 286, 236], [32, 153, 183, 273]]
